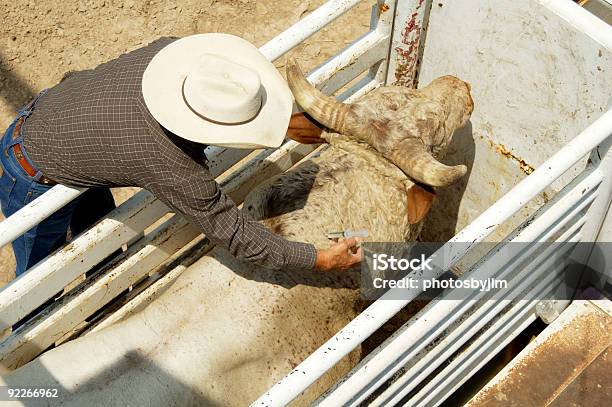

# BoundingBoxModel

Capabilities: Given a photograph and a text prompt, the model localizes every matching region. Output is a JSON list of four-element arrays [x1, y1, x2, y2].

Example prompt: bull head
[[286, 58, 474, 187]]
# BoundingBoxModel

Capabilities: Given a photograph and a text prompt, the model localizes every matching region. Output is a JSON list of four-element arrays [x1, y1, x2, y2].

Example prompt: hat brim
[[142, 34, 292, 149]]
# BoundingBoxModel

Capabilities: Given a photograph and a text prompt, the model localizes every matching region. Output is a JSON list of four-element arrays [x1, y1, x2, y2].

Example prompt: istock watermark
[[372, 276, 507, 292], [360, 242, 612, 301], [372, 253, 433, 272]]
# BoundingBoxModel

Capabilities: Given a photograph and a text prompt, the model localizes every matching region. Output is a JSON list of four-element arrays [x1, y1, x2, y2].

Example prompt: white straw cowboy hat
[[142, 33, 292, 149]]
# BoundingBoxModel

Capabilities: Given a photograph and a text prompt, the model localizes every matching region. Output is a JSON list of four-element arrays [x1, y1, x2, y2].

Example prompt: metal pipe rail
[[252, 108, 612, 405], [330, 174, 598, 405], [402, 235, 584, 406], [0, 186, 85, 249]]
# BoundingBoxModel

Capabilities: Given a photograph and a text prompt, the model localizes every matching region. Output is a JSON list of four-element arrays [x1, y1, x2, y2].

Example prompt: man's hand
[[315, 237, 362, 272], [287, 112, 325, 144]]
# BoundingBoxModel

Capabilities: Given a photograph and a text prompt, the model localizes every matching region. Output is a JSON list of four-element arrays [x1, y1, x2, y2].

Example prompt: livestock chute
[[0, 1, 610, 406]]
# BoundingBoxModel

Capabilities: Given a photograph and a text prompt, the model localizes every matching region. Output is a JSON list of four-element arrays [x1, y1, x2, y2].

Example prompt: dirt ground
[[0, 0, 372, 284]]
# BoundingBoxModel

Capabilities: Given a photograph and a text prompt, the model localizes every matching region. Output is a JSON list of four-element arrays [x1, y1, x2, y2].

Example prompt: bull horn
[[391, 139, 467, 187], [286, 58, 356, 134]]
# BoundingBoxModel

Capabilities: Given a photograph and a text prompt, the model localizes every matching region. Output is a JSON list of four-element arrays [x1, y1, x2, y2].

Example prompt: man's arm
[[148, 174, 316, 271], [145, 143, 360, 272]]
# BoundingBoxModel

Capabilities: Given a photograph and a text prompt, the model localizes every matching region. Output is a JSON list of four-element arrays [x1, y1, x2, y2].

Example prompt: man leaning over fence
[[0, 34, 362, 278]]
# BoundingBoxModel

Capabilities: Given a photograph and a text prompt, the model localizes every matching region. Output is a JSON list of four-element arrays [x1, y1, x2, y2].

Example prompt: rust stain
[[469, 307, 612, 406], [392, 0, 429, 86], [394, 10, 421, 86], [490, 140, 535, 175], [378, 2, 389, 14]]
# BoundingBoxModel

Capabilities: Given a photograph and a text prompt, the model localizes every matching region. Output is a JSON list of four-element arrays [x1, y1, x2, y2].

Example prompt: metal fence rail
[[322, 164, 605, 405]]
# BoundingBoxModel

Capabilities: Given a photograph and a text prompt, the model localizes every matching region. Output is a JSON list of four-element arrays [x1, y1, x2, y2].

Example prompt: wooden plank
[[0, 192, 169, 330], [86, 238, 212, 336], [0, 216, 200, 370]]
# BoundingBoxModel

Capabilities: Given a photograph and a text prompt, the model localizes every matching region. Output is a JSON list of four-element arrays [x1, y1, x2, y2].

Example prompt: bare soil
[[0, 0, 372, 284]]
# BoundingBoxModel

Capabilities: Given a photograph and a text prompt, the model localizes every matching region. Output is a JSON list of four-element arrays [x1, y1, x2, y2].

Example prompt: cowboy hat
[[142, 33, 292, 149]]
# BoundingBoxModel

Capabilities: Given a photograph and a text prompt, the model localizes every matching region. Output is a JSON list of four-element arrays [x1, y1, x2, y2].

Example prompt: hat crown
[[142, 33, 293, 148], [183, 54, 263, 124]]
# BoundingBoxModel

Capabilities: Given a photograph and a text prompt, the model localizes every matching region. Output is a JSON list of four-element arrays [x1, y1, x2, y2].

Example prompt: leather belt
[[10, 117, 57, 186]]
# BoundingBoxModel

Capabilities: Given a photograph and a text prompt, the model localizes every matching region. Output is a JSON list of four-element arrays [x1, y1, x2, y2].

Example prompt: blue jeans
[[0, 97, 116, 277]]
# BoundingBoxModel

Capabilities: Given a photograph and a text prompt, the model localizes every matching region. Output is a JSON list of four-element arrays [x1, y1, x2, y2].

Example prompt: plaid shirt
[[21, 37, 316, 271]]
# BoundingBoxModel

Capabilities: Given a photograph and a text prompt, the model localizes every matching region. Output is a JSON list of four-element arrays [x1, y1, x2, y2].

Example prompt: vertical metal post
[[367, 0, 396, 84], [385, 0, 433, 87]]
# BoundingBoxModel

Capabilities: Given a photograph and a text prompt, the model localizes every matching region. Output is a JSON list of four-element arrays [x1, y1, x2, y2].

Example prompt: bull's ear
[[406, 183, 436, 224]]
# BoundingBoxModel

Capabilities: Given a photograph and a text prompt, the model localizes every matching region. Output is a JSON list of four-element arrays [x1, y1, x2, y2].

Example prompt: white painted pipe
[[0, 193, 169, 330], [371, 233, 582, 406], [539, 0, 612, 49], [259, 0, 363, 61], [310, 30, 387, 85], [253, 109, 612, 406], [409, 259, 573, 407], [320, 196, 590, 406], [0, 185, 85, 249], [411, 302, 541, 407]]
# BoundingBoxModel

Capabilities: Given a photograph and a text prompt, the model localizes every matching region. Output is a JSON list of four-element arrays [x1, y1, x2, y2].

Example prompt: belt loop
[[21, 88, 48, 119], [10, 89, 48, 147], [8, 117, 25, 147]]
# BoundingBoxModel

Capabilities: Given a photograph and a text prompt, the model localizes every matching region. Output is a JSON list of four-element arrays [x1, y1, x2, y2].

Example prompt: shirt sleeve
[[139, 128, 317, 272]]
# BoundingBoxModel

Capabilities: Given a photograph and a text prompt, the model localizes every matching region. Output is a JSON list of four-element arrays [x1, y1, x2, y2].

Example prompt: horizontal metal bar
[[203, 146, 254, 179], [373, 237, 581, 406], [0, 185, 85, 249], [409, 233, 582, 406], [0, 192, 169, 330], [539, 0, 612, 49], [519, 185, 598, 243], [259, 0, 363, 61], [85, 239, 211, 336], [410, 302, 542, 407], [317, 30, 388, 94]]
